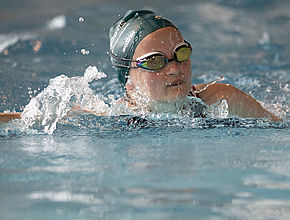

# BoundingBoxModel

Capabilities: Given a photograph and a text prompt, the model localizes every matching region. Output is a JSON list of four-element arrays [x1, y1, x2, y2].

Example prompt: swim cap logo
[[122, 29, 136, 53], [110, 23, 129, 53]]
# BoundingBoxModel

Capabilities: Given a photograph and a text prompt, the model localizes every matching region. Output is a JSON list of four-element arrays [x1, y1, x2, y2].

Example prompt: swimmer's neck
[[148, 99, 191, 113]]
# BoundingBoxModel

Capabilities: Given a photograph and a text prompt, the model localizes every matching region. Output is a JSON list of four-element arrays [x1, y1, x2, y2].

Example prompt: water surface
[[1, 0, 290, 219]]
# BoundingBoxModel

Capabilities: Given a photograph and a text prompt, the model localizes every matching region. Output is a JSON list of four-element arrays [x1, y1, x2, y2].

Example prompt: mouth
[[167, 80, 185, 87]]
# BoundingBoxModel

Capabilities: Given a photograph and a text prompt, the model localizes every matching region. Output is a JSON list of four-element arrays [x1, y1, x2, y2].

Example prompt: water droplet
[[81, 49, 90, 55], [79, 17, 85, 22], [259, 32, 270, 45]]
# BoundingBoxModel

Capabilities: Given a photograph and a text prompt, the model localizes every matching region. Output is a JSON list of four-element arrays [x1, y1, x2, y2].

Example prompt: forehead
[[133, 27, 184, 59]]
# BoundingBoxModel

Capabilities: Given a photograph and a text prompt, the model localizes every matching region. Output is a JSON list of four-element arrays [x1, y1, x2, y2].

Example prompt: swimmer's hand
[[0, 112, 22, 124], [0, 107, 106, 124], [193, 83, 281, 121]]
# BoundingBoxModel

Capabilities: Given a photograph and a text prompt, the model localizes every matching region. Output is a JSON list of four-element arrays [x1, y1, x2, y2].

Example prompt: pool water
[[1, 0, 290, 219]]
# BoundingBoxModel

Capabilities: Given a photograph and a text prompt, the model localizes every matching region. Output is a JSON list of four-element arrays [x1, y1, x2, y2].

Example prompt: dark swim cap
[[109, 10, 178, 87]]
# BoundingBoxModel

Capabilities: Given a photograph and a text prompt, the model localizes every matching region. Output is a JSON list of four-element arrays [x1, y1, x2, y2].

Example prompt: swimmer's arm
[[0, 107, 106, 124], [193, 83, 281, 121], [0, 112, 22, 124]]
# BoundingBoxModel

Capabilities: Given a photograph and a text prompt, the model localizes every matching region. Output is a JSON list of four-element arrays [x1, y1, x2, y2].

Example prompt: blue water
[[1, 0, 290, 219]]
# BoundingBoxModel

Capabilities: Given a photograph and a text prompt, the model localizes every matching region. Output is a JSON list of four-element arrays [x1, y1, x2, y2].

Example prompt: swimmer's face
[[126, 27, 192, 102]]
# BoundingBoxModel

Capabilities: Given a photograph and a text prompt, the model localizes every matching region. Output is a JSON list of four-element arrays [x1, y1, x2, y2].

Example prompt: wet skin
[[125, 27, 281, 121], [125, 27, 192, 102]]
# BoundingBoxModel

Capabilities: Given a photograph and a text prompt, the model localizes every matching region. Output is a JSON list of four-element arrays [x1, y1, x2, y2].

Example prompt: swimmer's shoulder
[[191, 83, 281, 121], [191, 83, 241, 105]]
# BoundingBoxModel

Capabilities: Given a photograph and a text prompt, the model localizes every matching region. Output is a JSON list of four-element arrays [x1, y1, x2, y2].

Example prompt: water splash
[[19, 66, 108, 134], [4, 66, 287, 136], [206, 99, 229, 118]]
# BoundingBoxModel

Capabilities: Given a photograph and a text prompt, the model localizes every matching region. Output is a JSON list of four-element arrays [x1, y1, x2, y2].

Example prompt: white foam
[[206, 99, 229, 118], [259, 32, 271, 45], [28, 191, 102, 205], [46, 15, 66, 30], [0, 33, 36, 53], [19, 66, 109, 134], [83, 65, 107, 82], [213, 197, 290, 219]]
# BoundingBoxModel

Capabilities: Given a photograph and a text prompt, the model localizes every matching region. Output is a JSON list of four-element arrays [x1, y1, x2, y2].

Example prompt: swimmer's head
[[109, 10, 178, 87]]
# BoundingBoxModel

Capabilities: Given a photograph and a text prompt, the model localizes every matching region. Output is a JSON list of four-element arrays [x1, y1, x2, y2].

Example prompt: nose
[[165, 61, 182, 76]]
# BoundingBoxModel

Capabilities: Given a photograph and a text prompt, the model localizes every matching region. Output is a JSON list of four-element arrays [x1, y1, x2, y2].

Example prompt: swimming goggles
[[109, 41, 192, 71]]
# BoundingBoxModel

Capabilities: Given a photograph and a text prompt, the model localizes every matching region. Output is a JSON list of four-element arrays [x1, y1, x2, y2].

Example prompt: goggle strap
[[109, 50, 137, 62], [112, 62, 138, 69]]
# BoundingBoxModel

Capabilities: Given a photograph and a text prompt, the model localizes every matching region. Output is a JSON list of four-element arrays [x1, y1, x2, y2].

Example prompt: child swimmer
[[0, 10, 281, 123], [109, 10, 281, 121]]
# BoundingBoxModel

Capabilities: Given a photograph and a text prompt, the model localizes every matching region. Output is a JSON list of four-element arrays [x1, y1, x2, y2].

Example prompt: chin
[[171, 94, 188, 102], [148, 84, 191, 102], [169, 87, 190, 101], [158, 92, 188, 102]]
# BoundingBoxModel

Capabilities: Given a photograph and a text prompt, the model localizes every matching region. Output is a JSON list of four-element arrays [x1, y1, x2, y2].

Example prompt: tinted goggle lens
[[137, 55, 165, 70], [175, 45, 192, 62], [136, 44, 192, 70]]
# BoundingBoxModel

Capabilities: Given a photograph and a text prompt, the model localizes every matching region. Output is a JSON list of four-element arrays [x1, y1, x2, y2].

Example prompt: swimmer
[[109, 9, 281, 121], [0, 10, 281, 123]]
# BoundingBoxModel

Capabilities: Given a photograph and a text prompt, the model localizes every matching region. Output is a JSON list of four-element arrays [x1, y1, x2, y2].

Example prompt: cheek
[[182, 61, 192, 81], [180, 61, 192, 93], [144, 74, 163, 90], [129, 69, 145, 87], [183, 60, 191, 74], [129, 70, 160, 94], [142, 73, 169, 98]]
